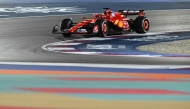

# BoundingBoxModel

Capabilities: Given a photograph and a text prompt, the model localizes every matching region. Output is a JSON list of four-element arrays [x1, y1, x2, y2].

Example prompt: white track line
[[47, 47, 76, 51], [0, 15, 9, 16], [0, 62, 189, 69], [50, 43, 81, 45]]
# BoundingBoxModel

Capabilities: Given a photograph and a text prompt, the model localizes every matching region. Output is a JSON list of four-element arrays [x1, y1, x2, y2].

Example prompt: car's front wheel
[[94, 20, 108, 37], [61, 19, 73, 37]]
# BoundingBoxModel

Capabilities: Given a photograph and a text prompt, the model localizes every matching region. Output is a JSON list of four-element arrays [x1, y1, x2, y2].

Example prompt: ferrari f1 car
[[52, 8, 150, 37]]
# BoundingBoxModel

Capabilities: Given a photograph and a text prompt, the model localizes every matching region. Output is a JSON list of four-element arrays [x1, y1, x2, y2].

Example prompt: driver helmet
[[105, 10, 115, 17]]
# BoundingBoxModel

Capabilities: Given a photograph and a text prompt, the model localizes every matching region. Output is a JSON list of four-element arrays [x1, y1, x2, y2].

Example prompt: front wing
[[52, 25, 89, 34]]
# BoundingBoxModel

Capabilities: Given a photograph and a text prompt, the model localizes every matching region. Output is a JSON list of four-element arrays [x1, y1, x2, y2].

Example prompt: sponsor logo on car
[[93, 25, 98, 33], [76, 29, 87, 33]]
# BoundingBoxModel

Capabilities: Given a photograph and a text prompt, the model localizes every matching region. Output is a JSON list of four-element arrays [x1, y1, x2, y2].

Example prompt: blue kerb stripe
[[0, 64, 189, 74]]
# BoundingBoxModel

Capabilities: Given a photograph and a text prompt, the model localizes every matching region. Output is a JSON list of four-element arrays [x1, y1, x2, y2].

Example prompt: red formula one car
[[52, 8, 149, 37]]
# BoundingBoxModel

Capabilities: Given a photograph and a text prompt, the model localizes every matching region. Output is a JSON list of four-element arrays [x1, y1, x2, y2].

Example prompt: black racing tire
[[95, 20, 108, 37], [133, 17, 149, 33], [60, 19, 73, 37]]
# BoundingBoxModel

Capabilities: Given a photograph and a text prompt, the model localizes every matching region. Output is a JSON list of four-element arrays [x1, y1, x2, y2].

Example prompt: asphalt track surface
[[0, 9, 190, 65]]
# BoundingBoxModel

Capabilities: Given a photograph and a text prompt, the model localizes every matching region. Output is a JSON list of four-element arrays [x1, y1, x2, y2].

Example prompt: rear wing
[[118, 10, 145, 16]]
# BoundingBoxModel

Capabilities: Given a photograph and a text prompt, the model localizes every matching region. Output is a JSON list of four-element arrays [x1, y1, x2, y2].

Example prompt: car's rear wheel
[[95, 20, 108, 37], [61, 19, 73, 37], [133, 17, 149, 33]]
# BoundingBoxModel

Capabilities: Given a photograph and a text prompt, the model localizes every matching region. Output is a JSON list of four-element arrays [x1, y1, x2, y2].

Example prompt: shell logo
[[118, 21, 123, 28]]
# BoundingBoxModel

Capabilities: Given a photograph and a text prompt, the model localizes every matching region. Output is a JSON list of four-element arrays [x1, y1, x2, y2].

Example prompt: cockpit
[[104, 8, 115, 17]]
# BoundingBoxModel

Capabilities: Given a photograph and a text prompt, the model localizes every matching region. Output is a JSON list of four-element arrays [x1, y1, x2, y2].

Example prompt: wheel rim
[[102, 22, 108, 34], [143, 20, 149, 31]]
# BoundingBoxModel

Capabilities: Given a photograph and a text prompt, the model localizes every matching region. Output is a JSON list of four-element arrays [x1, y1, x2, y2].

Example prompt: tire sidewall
[[60, 19, 73, 37], [142, 18, 149, 33], [61, 19, 73, 31], [134, 17, 149, 33], [95, 20, 108, 37]]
